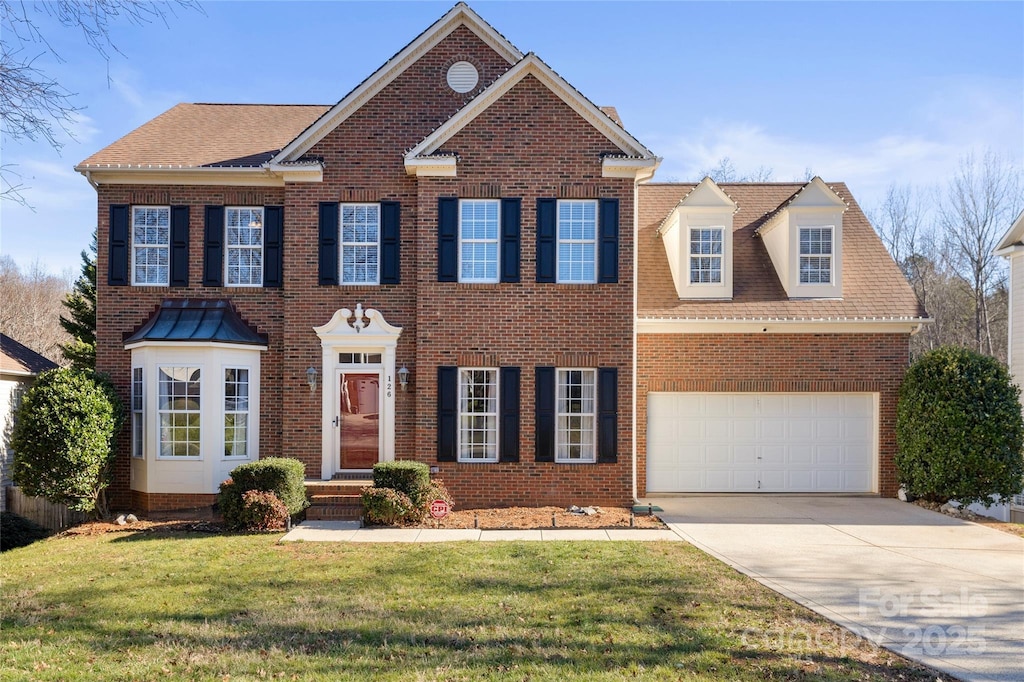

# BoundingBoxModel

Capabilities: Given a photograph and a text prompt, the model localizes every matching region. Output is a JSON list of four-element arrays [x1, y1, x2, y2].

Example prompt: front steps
[[305, 479, 370, 521]]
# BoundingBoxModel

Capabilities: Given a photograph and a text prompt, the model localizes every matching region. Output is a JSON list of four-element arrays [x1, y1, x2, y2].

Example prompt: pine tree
[[60, 234, 97, 370]]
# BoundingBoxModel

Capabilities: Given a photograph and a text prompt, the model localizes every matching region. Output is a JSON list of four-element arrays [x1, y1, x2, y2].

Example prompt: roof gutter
[[636, 317, 932, 335]]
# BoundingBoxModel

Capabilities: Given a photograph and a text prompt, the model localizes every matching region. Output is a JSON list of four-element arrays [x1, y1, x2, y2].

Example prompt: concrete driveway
[[642, 495, 1024, 682]]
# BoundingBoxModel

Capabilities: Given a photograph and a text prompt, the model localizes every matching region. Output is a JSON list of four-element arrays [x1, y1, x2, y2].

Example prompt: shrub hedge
[[219, 457, 308, 530], [238, 490, 289, 531], [363, 462, 454, 524]]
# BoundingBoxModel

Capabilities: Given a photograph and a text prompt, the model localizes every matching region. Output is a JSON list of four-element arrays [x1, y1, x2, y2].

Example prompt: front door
[[339, 373, 380, 469]]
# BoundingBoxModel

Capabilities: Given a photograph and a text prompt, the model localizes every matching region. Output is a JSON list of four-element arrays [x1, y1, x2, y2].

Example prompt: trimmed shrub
[[238, 490, 289, 531], [11, 368, 123, 517], [1, 512, 51, 552], [362, 487, 415, 525], [896, 346, 1024, 506], [219, 458, 308, 530], [372, 461, 431, 507]]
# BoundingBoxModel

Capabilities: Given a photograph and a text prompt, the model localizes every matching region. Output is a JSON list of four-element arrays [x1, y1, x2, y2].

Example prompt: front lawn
[[2, 530, 937, 681]]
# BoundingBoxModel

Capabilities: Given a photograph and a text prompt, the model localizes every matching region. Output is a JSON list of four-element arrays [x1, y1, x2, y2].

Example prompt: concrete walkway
[[642, 495, 1024, 682], [281, 520, 682, 543]]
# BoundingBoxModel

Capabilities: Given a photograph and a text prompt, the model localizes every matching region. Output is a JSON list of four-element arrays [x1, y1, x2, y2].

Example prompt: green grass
[[1, 530, 935, 681]]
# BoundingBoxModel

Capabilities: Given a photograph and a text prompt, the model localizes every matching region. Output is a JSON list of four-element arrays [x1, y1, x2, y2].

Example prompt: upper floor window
[[226, 208, 263, 286], [459, 368, 498, 462], [557, 200, 597, 283], [799, 226, 833, 284], [689, 228, 724, 284], [341, 203, 379, 285], [158, 366, 201, 458], [132, 206, 170, 285], [556, 369, 596, 463], [459, 199, 499, 283]]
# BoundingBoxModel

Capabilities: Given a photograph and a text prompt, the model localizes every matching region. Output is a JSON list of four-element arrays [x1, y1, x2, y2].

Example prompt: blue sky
[[3, 0, 1022, 276]]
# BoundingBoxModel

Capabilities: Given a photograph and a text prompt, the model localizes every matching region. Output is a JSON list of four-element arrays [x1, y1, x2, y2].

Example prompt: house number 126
[[386, 376, 393, 399]]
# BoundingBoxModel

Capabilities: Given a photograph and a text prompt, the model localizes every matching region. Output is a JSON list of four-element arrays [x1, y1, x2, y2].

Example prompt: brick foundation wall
[[636, 332, 910, 498], [130, 490, 218, 513]]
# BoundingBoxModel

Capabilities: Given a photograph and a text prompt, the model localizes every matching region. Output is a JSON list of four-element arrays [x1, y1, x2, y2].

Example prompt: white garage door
[[647, 393, 876, 493]]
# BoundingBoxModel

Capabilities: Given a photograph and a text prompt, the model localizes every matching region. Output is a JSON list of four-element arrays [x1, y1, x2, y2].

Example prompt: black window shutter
[[170, 205, 190, 287], [535, 198, 556, 283], [437, 197, 458, 282], [437, 366, 458, 462], [108, 204, 130, 286], [318, 202, 339, 285], [263, 205, 284, 287], [499, 366, 520, 462], [597, 367, 618, 463], [534, 366, 555, 462], [500, 198, 521, 283], [380, 200, 400, 284], [598, 198, 619, 283], [203, 206, 224, 287]]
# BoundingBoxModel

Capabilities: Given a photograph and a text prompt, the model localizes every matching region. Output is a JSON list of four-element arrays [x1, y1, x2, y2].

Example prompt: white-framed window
[[131, 367, 144, 458], [556, 369, 596, 463], [132, 206, 170, 285], [223, 367, 250, 458], [226, 207, 263, 286], [158, 366, 201, 458], [341, 203, 379, 285], [557, 199, 597, 283], [799, 226, 833, 284], [459, 199, 499, 283], [689, 227, 724, 284], [458, 368, 498, 462], [338, 353, 383, 364]]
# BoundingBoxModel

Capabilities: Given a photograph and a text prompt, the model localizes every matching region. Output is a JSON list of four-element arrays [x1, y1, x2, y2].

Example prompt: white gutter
[[637, 317, 931, 335]]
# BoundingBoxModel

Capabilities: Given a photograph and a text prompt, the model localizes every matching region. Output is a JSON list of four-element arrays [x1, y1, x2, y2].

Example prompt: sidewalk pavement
[[281, 520, 683, 542]]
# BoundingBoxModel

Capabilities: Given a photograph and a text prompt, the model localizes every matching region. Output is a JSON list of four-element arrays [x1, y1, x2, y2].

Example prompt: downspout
[[631, 163, 658, 504]]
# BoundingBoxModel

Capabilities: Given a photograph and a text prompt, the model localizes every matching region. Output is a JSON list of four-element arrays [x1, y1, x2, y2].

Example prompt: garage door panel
[[647, 392, 875, 493]]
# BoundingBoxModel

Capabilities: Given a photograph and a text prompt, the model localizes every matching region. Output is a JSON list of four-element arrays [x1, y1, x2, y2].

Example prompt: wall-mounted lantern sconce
[[306, 366, 318, 393], [397, 365, 410, 392]]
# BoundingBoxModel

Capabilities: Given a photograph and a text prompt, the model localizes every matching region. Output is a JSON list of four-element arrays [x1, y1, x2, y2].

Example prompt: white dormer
[[658, 177, 737, 300], [757, 177, 847, 299]]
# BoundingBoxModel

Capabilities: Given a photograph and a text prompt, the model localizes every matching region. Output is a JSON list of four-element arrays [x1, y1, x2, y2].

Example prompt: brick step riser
[[305, 484, 371, 496], [306, 506, 363, 521], [309, 494, 362, 504]]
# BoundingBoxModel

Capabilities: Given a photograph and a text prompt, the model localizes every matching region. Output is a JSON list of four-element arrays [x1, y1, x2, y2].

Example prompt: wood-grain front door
[[339, 373, 380, 469]]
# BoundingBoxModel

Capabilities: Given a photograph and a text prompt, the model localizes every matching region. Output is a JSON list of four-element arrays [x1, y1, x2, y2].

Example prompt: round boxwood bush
[[218, 457, 308, 531], [11, 368, 123, 517], [896, 346, 1024, 506]]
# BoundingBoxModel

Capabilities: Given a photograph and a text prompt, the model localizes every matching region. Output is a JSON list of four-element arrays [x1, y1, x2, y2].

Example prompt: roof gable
[[274, 3, 523, 164], [996, 208, 1024, 254], [404, 53, 655, 177], [757, 177, 848, 236], [0, 333, 58, 376]]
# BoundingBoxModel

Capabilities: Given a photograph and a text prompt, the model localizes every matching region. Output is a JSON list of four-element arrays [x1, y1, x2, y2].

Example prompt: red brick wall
[[130, 491, 217, 513], [636, 333, 910, 498]]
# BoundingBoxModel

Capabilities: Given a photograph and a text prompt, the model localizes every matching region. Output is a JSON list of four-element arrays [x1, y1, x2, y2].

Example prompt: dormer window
[[798, 226, 833, 284], [690, 228, 724, 284]]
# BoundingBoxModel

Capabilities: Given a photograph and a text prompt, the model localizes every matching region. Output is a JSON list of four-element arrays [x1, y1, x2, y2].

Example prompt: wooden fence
[[5, 486, 86, 530]]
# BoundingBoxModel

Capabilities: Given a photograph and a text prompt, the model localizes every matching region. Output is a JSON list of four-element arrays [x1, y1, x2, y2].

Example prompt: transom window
[[224, 368, 249, 458], [459, 199, 499, 282], [689, 227, 724, 284], [338, 353, 383, 364], [132, 206, 170, 285], [556, 369, 596, 462], [458, 369, 498, 462], [158, 367, 201, 458], [131, 368, 143, 458], [341, 203, 379, 284], [799, 226, 833, 284], [557, 200, 597, 283], [226, 208, 263, 286]]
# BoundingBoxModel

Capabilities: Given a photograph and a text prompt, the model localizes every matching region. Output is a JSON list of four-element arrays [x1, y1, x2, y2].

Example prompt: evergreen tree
[[60, 233, 97, 370]]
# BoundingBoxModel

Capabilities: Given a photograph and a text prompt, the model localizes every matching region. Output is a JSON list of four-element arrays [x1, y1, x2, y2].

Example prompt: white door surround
[[314, 305, 403, 480]]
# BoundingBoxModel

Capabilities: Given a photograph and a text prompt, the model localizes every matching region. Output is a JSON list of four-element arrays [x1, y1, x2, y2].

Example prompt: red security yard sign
[[429, 499, 450, 519]]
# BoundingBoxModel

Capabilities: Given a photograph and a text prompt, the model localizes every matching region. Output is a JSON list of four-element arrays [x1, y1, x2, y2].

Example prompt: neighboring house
[[1, 333, 58, 510], [76, 3, 922, 512]]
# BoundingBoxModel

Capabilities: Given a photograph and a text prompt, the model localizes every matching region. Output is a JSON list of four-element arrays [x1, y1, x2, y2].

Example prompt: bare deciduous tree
[[0, 255, 72, 362], [698, 157, 775, 182]]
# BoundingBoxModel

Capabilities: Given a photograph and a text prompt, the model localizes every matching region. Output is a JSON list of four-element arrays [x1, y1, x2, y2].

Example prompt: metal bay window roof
[[124, 300, 267, 347]]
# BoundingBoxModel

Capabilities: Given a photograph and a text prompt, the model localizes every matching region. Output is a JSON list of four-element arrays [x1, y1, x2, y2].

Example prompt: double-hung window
[[458, 368, 498, 462], [799, 226, 833, 284], [224, 368, 250, 458], [341, 203, 380, 284], [131, 368, 143, 458], [689, 228, 724, 284], [132, 206, 170, 285], [556, 369, 596, 462], [459, 199, 499, 282], [158, 366, 201, 458], [557, 200, 597, 283], [225, 208, 263, 286]]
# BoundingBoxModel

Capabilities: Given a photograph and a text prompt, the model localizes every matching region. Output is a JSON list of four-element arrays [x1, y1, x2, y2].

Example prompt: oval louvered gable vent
[[446, 61, 479, 93]]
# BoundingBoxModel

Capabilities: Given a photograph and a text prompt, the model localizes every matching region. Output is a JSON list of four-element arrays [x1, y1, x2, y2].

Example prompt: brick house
[[77, 3, 924, 512]]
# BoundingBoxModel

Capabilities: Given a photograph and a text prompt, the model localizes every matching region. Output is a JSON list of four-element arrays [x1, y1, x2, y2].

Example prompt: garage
[[646, 393, 877, 493]]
